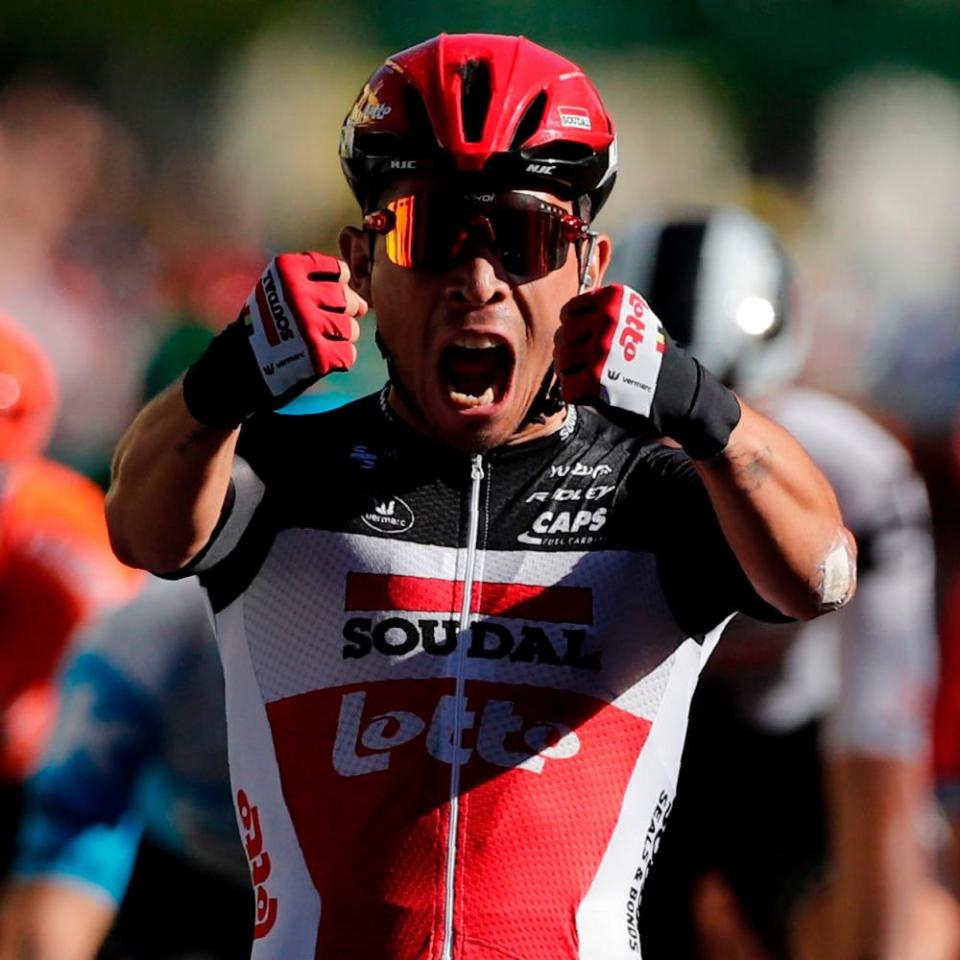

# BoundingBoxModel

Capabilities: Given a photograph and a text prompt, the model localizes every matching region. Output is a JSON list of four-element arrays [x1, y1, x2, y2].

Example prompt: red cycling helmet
[[340, 33, 617, 220], [0, 312, 58, 460]]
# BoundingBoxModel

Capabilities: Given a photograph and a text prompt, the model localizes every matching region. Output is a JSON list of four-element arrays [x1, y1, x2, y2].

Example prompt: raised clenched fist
[[183, 253, 367, 429], [555, 283, 741, 459]]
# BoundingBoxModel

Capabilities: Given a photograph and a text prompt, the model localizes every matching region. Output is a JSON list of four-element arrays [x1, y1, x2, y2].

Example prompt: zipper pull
[[470, 454, 484, 482]]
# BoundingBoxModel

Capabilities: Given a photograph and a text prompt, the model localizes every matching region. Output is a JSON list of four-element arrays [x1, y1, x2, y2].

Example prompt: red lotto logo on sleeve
[[600, 289, 666, 417]]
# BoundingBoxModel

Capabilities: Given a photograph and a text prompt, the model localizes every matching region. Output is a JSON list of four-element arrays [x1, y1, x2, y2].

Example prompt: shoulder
[[4, 457, 107, 522], [766, 388, 913, 479], [763, 388, 926, 525], [1, 457, 143, 598], [66, 577, 214, 707], [236, 391, 385, 474]]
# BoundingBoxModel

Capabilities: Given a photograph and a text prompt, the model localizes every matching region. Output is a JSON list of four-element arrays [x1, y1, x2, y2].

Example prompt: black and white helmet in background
[[608, 206, 807, 397]]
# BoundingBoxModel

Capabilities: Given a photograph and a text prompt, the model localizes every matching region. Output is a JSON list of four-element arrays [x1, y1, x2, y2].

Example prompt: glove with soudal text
[[182, 253, 365, 429], [556, 284, 741, 459]]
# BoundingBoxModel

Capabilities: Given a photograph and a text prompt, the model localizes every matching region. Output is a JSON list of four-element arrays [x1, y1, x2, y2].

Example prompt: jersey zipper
[[441, 452, 485, 960]]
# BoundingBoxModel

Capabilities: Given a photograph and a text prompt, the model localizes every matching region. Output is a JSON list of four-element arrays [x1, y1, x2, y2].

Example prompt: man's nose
[[444, 250, 511, 306], [444, 224, 511, 306]]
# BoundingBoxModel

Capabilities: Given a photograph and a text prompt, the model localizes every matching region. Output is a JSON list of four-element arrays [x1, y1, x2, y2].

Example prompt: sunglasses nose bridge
[[449, 213, 499, 262], [468, 213, 496, 244]]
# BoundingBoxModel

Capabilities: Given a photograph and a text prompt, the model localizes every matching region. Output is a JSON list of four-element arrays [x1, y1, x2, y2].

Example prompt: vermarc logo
[[361, 497, 415, 534]]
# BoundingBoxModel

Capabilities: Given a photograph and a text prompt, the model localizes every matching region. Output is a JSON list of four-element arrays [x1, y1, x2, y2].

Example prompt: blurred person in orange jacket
[[0, 310, 142, 878]]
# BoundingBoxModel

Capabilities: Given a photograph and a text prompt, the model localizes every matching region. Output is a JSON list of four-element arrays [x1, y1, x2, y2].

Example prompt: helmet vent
[[527, 139, 593, 162], [460, 59, 492, 143], [510, 92, 548, 151], [403, 85, 437, 147]]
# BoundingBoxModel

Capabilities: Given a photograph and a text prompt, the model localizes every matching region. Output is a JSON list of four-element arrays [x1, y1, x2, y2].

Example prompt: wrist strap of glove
[[182, 320, 270, 430], [656, 348, 741, 459]]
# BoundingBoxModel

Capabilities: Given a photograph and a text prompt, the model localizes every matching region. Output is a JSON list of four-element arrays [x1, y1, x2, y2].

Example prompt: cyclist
[[0, 577, 251, 960], [106, 34, 856, 959], [0, 311, 141, 879], [612, 206, 957, 959]]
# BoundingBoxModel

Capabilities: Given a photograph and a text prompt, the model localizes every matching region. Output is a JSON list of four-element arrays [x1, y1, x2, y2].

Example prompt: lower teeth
[[450, 386, 495, 407]]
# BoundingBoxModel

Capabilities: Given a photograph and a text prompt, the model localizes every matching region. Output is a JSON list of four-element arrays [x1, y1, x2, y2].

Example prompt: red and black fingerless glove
[[182, 253, 359, 429], [556, 284, 741, 459]]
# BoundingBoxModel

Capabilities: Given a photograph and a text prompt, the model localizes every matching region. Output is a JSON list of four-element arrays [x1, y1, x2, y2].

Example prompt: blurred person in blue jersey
[[610, 207, 959, 960], [0, 576, 253, 960], [0, 312, 142, 893]]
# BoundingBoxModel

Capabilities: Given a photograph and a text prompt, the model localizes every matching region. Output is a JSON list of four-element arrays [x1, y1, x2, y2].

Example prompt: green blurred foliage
[[3, 0, 958, 175]]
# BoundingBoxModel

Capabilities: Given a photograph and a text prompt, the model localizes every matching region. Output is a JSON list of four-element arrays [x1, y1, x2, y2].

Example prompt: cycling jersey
[[190, 389, 783, 960], [0, 457, 142, 781], [14, 577, 247, 904], [934, 574, 960, 813], [708, 388, 936, 759], [640, 388, 938, 955]]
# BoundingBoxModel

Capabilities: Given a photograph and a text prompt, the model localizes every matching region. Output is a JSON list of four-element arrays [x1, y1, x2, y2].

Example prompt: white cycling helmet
[[608, 206, 807, 397]]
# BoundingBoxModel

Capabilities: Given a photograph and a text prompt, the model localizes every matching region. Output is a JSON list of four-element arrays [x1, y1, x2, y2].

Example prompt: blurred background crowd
[[3, 0, 959, 544], [2, 0, 960, 957]]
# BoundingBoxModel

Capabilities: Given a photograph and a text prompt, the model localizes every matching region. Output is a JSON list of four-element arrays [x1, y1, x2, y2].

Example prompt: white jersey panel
[[577, 621, 729, 959], [241, 529, 680, 715], [214, 597, 320, 958]]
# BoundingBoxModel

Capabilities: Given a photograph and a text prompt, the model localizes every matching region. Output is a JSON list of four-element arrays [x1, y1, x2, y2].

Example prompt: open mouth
[[438, 334, 515, 410]]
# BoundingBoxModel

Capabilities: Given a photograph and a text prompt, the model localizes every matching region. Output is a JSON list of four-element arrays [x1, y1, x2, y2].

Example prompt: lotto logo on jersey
[[237, 789, 278, 939], [332, 688, 581, 778]]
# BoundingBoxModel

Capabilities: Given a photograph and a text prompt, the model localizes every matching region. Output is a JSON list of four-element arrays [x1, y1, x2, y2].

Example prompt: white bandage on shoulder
[[817, 531, 857, 611]]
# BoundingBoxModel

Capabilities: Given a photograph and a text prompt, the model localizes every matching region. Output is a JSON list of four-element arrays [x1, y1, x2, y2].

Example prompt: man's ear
[[339, 226, 373, 305], [590, 234, 612, 289]]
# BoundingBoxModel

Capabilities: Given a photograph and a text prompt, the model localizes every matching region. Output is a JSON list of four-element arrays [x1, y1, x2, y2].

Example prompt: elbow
[[104, 489, 197, 576], [800, 527, 858, 621], [104, 489, 140, 569]]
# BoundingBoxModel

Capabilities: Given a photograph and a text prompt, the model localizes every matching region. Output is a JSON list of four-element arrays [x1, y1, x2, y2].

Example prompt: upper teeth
[[452, 334, 501, 349]]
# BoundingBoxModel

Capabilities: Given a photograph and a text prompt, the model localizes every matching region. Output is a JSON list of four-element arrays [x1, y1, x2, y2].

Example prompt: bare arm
[[0, 880, 115, 960], [105, 384, 238, 574], [694, 403, 856, 621], [107, 254, 363, 575]]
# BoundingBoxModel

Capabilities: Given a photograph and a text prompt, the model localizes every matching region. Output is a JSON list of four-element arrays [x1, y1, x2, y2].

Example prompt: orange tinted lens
[[378, 192, 572, 280], [384, 195, 417, 268]]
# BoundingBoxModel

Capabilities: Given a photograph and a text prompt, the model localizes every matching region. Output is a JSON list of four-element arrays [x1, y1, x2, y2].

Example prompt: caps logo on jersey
[[361, 497, 415, 534]]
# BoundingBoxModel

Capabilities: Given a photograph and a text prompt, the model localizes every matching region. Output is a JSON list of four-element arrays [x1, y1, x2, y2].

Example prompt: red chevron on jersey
[[345, 573, 594, 624]]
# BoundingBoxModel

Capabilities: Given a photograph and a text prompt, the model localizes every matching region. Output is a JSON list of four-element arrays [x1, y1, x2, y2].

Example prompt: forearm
[[824, 754, 931, 959], [695, 403, 856, 620], [106, 383, 238, 574], [0, 880, 115, 960]]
